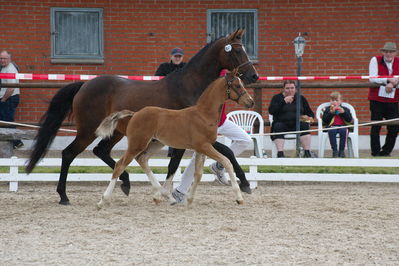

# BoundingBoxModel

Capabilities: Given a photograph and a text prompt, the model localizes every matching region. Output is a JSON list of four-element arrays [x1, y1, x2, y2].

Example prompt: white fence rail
[[1, 157, 399, 192]]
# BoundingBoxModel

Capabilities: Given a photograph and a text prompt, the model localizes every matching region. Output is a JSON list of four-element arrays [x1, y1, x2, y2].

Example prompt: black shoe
[[13, 142, 24, 149], [277, 151, 285, 158], [304, 150, 312, 158], [338, 150, 345, 158], [332, 150, 338, 158]]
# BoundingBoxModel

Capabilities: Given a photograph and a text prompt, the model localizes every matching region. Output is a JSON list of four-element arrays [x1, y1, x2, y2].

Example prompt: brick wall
[[1, 0, 399, 135]]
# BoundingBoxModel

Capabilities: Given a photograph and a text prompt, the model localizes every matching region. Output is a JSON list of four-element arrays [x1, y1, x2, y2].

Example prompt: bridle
[[225, 75, 247, 102], [225, 42, 253, 77]]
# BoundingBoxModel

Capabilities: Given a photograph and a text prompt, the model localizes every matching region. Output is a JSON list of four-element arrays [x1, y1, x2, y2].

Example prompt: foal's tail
[[26, 81, 85, 173], [96, 110, 134, 139]]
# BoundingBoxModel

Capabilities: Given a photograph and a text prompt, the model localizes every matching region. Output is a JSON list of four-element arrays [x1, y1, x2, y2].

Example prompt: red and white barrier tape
[[1, 73, 399, 81], [258, 75, 399, 81], [0, 73, 162, 81]]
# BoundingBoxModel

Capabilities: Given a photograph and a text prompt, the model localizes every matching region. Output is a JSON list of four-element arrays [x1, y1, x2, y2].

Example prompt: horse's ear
[[232, 68, 239, 76], [228, 28, 246, 41]]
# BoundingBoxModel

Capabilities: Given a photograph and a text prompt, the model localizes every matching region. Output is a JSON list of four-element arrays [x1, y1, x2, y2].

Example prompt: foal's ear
[[228, 28, 246, 41]]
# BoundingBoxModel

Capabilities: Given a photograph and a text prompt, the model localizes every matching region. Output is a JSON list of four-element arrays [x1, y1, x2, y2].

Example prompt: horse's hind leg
[[186, 152, 206, 206], [135, 141, 175, 204], [58, 134, 96, 205], [93, 132, 131, 196], [163, 148, 186, 194], [97, 150, 137, 209]]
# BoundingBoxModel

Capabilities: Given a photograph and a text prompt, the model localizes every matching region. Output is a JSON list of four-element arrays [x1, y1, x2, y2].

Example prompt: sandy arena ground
[[1, 181, 398, 265]]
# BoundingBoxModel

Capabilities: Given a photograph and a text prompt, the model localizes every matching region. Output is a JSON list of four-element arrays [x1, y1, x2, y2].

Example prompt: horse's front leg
[[187, 152, 206, 206], [93, 134, 131, 196], [199, 144, 244, 204], [163, 148, 186, 194]]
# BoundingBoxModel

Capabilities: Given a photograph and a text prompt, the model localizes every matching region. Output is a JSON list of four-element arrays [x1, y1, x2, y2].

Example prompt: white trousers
[[176, 120, 251, 194]]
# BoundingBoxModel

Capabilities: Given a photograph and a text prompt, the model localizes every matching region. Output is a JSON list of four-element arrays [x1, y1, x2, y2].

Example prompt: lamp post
[[293, 33, 306, 157]]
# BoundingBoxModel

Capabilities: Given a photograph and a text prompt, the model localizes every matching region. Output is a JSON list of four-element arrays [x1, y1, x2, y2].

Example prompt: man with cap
[[368, 42, 399, 156], [155, 47, 186, 76], [155, 47, 187, 158]]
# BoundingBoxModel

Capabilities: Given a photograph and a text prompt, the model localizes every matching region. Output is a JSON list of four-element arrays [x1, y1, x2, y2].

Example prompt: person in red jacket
[[368, 42, 399, 156]]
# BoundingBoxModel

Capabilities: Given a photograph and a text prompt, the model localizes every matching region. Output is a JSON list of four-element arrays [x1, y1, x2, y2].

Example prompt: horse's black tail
[[25, 81, 85, 173]]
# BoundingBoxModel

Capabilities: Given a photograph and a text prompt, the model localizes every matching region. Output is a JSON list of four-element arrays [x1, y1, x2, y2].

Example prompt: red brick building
[[1, 0, 399, 135]]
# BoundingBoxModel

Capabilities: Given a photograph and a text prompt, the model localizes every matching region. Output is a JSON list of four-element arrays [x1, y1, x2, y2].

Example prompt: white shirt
[[369, 56, 393, 85], [0, 63, 20, 98]]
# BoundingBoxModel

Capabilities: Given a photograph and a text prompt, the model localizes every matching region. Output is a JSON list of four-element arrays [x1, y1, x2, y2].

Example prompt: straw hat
[[380, 42, 397, 52]]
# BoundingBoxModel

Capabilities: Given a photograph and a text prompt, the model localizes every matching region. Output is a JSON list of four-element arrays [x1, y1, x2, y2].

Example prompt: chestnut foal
[[95, 70, 254, 208]]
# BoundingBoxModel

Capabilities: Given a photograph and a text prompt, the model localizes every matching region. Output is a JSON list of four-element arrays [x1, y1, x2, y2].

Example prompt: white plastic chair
[[269, 114, 297, 158], [226, 110, 265, 157], [316, 102, 359, 158]]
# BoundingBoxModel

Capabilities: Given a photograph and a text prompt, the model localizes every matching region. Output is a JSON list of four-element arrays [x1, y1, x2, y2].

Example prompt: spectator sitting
[[268, 80, 314, 158], [321, 91, 353, 158]]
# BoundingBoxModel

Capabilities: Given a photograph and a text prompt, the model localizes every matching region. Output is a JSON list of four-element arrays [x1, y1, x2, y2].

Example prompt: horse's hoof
[[236, 199, 244, 205], [96, 202, 103, 210], [187, 198, 193, 205], [239, 184, 252, 194], [59, 200, 70, 205], [153, 198, 162, 205], [120, 184, 130, 196]]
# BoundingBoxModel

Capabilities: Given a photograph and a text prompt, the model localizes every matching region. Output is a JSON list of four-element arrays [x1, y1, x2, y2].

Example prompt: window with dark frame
[[50, 7, 104, 63], [207, 9, 258, 60]]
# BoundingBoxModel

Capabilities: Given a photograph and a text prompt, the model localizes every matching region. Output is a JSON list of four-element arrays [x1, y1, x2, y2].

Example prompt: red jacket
[[218, 69, 228, 127], [218, 103, 227, 127], [368, 55, 399, 102]]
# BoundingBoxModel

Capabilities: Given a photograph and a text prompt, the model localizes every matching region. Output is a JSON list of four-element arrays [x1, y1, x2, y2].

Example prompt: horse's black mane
[[184, 37, 222, 68]]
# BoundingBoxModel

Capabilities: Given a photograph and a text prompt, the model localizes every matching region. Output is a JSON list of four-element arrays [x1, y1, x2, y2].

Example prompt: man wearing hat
[[155, 48, 186, 158], [368, 42, 399, 156], [154, 47, 186, 76]]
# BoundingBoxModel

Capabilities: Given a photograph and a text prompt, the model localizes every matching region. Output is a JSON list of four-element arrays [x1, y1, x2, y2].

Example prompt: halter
[[225, 75, 247, 102], [225, 42, 253, 76]]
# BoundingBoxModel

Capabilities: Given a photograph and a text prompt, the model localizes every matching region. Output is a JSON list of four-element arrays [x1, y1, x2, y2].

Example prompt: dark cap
[[171, 47, 184, 56]]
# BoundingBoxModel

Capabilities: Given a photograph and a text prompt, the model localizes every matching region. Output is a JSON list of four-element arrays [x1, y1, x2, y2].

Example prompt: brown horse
[[96, 71, 254, 208], [26, 29, 259, 205]]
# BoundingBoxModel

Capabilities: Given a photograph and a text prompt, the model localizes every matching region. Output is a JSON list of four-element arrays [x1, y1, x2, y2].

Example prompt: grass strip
[[2, 165, 398, 175]]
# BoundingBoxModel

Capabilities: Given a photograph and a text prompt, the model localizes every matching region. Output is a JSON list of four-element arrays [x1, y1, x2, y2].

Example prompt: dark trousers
[[270, 121, 310, 140], [0, 95, 22, 147], [369, 100, 399, 155], [327, 126, 348, 152]]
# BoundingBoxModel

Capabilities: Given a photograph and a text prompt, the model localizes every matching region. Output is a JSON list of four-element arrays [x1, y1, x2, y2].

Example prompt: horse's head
[[219, 29, 259, 85], [225, 69, 254, 108]]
